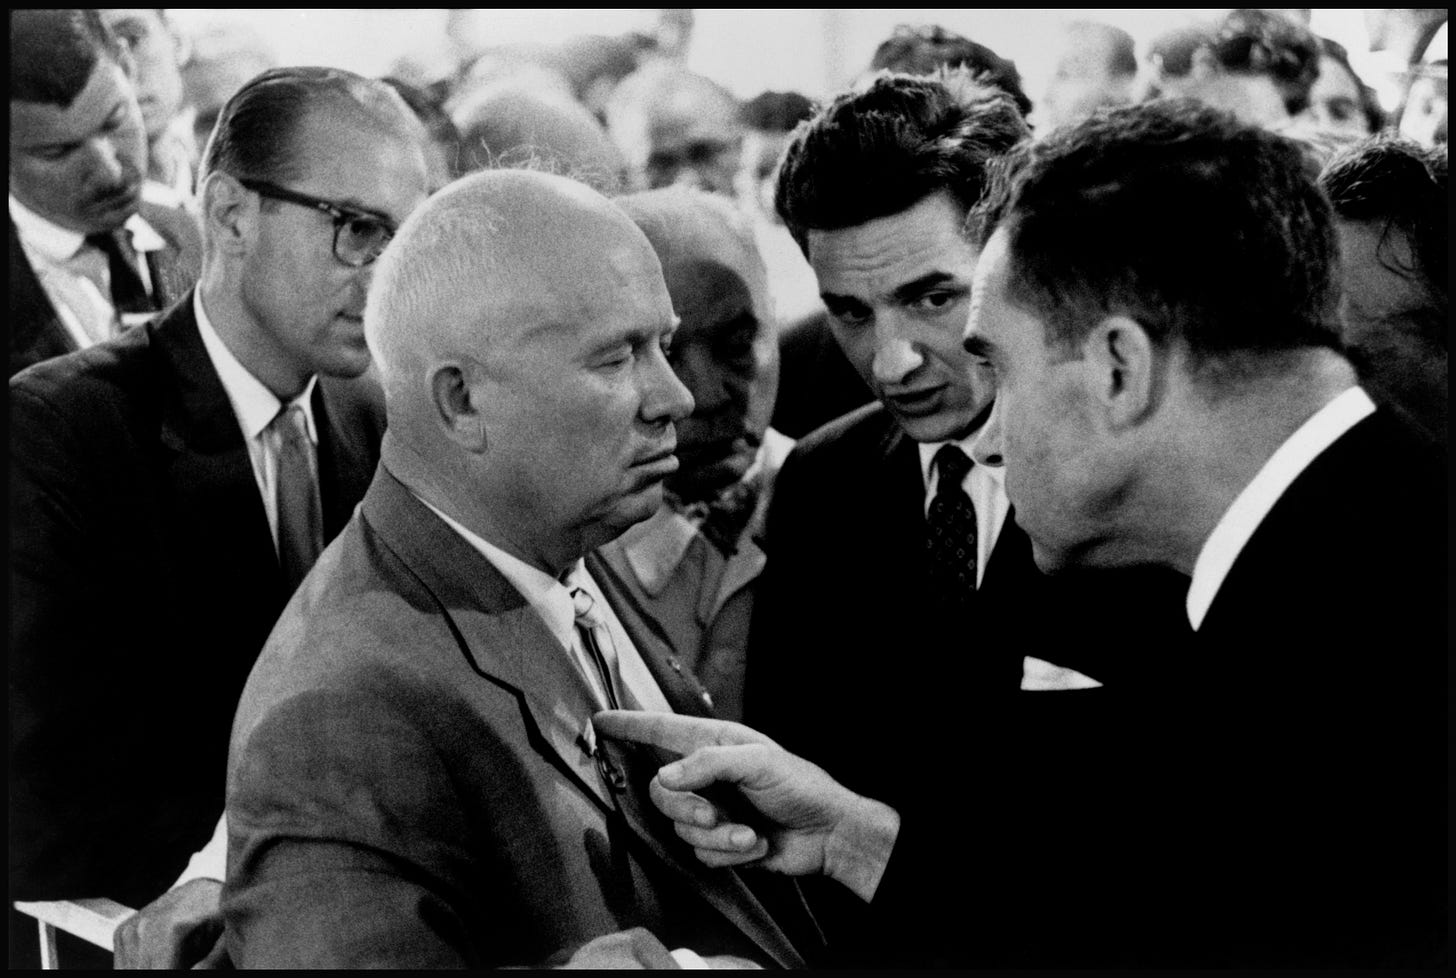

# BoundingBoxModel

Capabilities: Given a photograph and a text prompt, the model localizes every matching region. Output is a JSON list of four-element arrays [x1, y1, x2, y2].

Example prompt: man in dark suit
[[222, 169, 822, 968], [10, 63, 431, 961], [598, 100, 1445, 967], [9, 10, 202, 379], [744, 72, 1187, 823]]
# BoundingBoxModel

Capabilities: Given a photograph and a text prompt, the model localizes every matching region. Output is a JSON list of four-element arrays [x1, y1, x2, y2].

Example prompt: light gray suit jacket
[[223, 465, 819, 968]]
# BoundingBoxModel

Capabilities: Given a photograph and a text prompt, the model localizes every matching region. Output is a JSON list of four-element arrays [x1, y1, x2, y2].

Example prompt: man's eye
[[829, 306, 871, 327], [34, 145, 75, 161], [912, 292, 959, 313]]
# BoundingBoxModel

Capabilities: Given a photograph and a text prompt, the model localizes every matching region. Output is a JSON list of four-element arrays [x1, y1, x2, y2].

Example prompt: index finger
[[592, 710, 778, 755]]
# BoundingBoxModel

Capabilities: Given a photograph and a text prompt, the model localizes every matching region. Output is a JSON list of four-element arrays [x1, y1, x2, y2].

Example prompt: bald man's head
[[605, 62, 744, 196], [365, 169, 693, 572], [616, 188, 778, 501]]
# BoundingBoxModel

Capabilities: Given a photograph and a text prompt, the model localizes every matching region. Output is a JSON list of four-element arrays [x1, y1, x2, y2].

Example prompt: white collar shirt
[[194, 290, 318, 553], [412, 498, 673, 717], [1186, 386, 1375, 631], [9, 193, 164, 348], [918, 433, 1010, 588]]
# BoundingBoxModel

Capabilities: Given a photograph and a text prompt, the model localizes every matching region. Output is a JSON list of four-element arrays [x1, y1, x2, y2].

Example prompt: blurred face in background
[[1040, 29, 1136, 133], [100, 9, 186, 142], [1303, 54, 1373, 140]]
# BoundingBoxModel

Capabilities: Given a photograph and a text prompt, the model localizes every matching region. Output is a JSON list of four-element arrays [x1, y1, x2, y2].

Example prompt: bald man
[[452, 79, 628, 192], [221, 170, 821, 968], [589, 188, 789, 722], [605, 61, 744, 196]]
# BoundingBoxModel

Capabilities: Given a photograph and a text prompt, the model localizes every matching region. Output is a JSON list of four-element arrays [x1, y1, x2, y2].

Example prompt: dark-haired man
[[743, 70, 1190, 915], [1320, 134, 1447, 442], [11, 64, 429, 928], [9, 9, 201, 378], [601, 99, 1444, 968]]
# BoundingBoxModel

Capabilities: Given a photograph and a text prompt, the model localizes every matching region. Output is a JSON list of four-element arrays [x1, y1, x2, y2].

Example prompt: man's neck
[[1146, 351, 1359, 576], [199, 273, 310, 402]]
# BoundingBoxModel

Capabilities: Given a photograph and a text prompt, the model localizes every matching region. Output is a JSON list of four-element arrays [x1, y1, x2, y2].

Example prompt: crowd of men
[[8, 7, 1448, 970]]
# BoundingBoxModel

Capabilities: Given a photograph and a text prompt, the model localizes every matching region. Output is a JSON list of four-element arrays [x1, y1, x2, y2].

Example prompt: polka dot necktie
[[926, 444, 978, 607]]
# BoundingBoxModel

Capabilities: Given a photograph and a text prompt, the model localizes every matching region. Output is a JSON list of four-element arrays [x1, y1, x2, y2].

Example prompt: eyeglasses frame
[[235, 177, 397, 267]]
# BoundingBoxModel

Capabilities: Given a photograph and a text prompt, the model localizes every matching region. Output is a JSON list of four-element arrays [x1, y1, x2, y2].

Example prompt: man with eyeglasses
[[10, 63, 430, 965], [9, 9, 203, 380]]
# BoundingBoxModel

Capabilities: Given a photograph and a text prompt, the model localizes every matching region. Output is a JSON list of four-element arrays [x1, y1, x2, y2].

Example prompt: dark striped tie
[[85, 229, 154, 316]]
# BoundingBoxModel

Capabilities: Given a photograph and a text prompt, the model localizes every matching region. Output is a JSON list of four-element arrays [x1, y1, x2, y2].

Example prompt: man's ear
[[1084, 315, 1159, 429], [200, 172, 255, 260], [430, 361, 488, 453]]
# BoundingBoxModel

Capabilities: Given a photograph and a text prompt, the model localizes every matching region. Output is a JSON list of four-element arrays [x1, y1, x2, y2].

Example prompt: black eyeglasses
[[237, 178, 396, 267]]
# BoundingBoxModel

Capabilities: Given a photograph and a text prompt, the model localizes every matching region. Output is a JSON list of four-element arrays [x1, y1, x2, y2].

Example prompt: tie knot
[[85, 229, 128, 255], [570, 586, 604, 629], [933, 444, 973, 490], [271, 403, 310, 445]]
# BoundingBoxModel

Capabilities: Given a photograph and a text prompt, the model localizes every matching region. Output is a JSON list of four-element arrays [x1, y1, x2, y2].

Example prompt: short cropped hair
[[201, 66, 417, 186], [870, 24, 1033, 119], [10, 9, 122, 107], [774, 70, 1029, 255], [1320, 134, 1447, 341], [972, 99, 1341, 380]]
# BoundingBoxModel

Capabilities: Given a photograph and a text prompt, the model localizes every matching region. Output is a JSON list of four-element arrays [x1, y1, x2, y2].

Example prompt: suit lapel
[[362, 472, 619, 811], [151, 297, 281, 599], [8, 216, 78, 374], [365, 476, 814, 965], [598, 733, 809, 968], [312, 379, 379, 540]]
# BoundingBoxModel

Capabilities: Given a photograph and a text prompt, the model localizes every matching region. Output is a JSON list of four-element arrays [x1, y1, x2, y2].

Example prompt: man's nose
[[644, 349, 696, 424], [969, 398, 1005, 467], [84, 136, 127, 186], [870, 315, 923, 386]]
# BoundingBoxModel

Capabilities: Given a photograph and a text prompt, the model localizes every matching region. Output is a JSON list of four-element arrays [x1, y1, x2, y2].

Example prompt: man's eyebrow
[[330, 197, 394, 223], [819, 290, 866, 309], [890, 271, 961, 304]]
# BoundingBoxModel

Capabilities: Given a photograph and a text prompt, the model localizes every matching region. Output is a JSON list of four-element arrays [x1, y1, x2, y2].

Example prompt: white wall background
[[164, 8, 1384, 106]]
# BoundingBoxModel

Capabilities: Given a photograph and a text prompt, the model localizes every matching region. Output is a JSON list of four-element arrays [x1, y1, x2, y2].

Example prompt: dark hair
[[201, 66, 415, 186], [1317, 37, 1386, 134], [741, 90, 815, 134], [775, 71, 1029, 255], [10, 9, 122, 107], [1213, 9, 1321, 115], [971, 99, 1341, 382], [1320, 134, 1447, 335], [870, 24, 1033, 119]]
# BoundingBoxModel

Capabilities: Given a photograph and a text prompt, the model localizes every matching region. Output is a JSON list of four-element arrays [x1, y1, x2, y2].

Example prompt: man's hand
[[593, 711, 900, 902], [113, 878, 226, 969]]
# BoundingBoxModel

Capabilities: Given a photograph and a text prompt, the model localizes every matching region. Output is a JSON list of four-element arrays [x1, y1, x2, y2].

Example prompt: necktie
[[696, 479, 762, 558], [271, 404, 324, 593], [570, 584, 622, 710], [84, 229, 154, 316], [926, 444, 978, 606]]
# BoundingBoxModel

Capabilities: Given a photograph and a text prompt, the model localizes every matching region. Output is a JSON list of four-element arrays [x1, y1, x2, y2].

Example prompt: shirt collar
[[917, 433, 1005, 492], [193, 290, 318, 444], [413, 494, 580, 651], [1186, 386, 1375, 630], [9, 192, 166, 260]]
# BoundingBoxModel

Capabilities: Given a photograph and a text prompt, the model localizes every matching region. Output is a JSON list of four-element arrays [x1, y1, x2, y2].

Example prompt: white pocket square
[[1021, 656, 1103, 691]]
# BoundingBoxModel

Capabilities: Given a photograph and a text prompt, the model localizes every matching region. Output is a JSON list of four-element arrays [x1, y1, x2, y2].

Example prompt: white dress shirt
[[1186, 386, 1376, 631], [10, 193, 165, 348], [194, 291, 319, 555]]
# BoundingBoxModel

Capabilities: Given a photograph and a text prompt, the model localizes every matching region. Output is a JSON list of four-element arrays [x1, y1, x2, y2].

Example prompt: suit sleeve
[[9, 382, 150, 899], [224, 684, 480, 968]]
